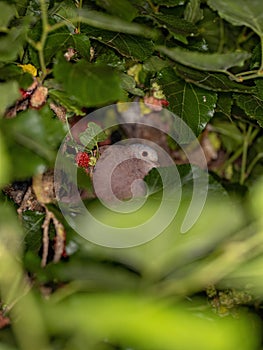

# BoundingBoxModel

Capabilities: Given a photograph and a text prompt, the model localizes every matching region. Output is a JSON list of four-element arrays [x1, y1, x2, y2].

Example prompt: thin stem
[[236, 70, 259, 77], [77, 0, 83, 33], [146, 0, 159, 13], [219, 147, 243, 173], [40, 0, 49, 31], [240, 125, 252, 185], [37, 0, 51, 80], [238, 72, 263, 81], [224, 70, 244, 82], [260, 36, 263, 72], [239, 126, 259, 185], [246, 152, 263, 178], [218, 18, 224, 53], [66, 116, 79, 153]]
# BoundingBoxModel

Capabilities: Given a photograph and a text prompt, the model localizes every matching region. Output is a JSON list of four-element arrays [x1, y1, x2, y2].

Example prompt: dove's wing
[[93, 144, 158, 203]]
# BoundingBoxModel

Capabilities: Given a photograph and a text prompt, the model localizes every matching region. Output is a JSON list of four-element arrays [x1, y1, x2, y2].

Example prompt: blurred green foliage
[[1, 0, 263, 349]]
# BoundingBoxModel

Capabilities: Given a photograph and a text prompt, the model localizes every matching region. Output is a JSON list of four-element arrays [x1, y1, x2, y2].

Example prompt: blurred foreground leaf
[[208, 0, 263, 37], [54, 58, 122, 107], [44, 292, 261, 350]]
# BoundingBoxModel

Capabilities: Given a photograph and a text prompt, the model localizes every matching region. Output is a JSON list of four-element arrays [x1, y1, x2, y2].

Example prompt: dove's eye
[[142, 151, 148, 157]]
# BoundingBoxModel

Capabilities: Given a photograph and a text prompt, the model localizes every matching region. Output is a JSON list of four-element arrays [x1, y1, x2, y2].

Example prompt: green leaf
[[0, 2, 15, 29], [157, 67, 217, 137], [234, 92, 263, 127], [83, 27, 155, 60], [94, 49, 125, 70], [49, 89, 86, 116], [208, 0, 263, 37], [98, 33, 154, 60], [175, 64, 254, 93], [153, 0, 185, 6], [216, 93, 233, 118], [150, 13, 197, 44], [45, 32, 90, 64], [79, 122, 107, 149], [145, 164, 227, 198], [95, 0, 138, 21], [157, 46, 251, 72], [143, 56, 171, 72], [255, 79, 263, 100], [53, 58, 122, 107], [45, 292, 260, 350], [197, 7, 221, 52], [0, 26, 27, 62], [120, 73, 144, 96], [0, 130, 10, 187], [77, 9, 158, 39], [1, 107, 66, 179], [0, 81, 20, 116], [22, 211, 45, 253], [184, 0, 203, 24]]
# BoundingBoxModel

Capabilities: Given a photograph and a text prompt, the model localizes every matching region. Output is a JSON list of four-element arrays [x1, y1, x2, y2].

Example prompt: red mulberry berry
[[75, 152, 90, 168], [161, 99, 169, 107]]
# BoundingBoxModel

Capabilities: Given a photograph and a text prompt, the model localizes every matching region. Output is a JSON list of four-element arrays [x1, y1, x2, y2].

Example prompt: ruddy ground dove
[[93, 143, 159, 204]]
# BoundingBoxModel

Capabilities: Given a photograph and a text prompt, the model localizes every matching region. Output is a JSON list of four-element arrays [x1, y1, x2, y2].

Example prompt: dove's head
[[128, 143, 159, 165]]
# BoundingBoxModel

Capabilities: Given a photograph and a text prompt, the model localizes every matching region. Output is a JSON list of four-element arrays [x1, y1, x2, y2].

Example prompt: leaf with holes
[[79, 122, 107, 150], [45, 32, 90, 64]]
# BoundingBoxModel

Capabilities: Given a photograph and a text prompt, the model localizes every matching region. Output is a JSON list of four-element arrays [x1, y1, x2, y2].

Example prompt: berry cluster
[[75, 152, 90, 168], [144, 96, 169, 111], [75, 152, 97, 173]]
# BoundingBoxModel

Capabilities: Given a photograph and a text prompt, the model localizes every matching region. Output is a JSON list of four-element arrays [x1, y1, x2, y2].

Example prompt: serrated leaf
[[175, 64, 254, 93], [95, 0, 137, 21], [45, 32, 90, 64], [83, 27, 155, 60], [0, 26, 27, 62], [157, 46, 251, 72], [234, 93, 263, 127], [216, 93, 233, 118], [208, 0, 263, 37], [0, 2, 15, 29], [0, 81, 20, 116], [53, 58, 122, 107], [100, 33, 154, 60], [79, 122, 107, 149], [150, 13, 197, 44], [157, 67, 217, 138], [22, 211, 45, 253], [94, 49, 125, 70], [256, 79, 263, 100]]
